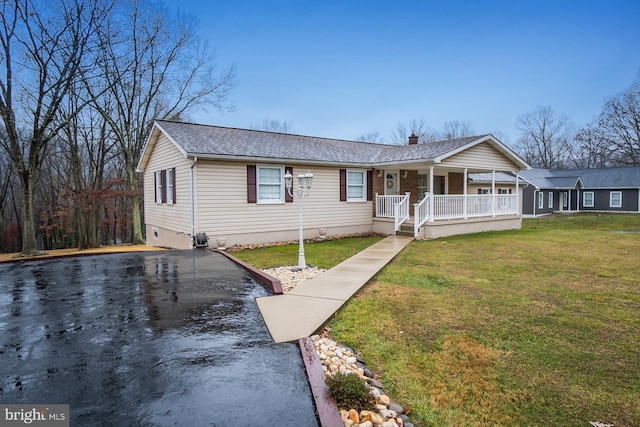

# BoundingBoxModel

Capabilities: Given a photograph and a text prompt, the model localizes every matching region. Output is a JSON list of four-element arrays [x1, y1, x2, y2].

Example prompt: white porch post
[[491, 170, 496, 217], [429, 166, 434, 222], [463, 168, 468, 219], [515, 172, 520, 215]]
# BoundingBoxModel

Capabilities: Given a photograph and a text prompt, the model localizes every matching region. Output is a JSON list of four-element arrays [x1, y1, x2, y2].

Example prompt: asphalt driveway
[[0, 250, 318, 426]]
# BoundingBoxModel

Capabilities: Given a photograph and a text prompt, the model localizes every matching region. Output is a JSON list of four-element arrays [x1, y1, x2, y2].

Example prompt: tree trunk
[[19, 173, 38, 254], [128, 168, 144, 245]]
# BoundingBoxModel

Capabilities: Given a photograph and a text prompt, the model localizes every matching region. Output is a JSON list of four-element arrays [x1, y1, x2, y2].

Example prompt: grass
[[230, 235, 383, 269], [329, 214, 640, 426], [234, 214, 640, 426]]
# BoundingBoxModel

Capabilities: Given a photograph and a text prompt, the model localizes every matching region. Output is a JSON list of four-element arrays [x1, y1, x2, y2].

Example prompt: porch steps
[[396, 221, 414, 237]]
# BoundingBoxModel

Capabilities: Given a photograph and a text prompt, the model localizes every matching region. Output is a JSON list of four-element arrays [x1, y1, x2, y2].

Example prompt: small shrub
[[326, 372, 375, 411]]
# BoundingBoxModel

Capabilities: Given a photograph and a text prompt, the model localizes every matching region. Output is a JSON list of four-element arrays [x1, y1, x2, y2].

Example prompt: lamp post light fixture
[[284, 170, 313, 268]]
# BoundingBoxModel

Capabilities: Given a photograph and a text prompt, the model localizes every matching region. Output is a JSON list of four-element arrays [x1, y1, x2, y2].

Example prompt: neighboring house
[[136, 121, 530, 249], [519, 167, 640, 217]]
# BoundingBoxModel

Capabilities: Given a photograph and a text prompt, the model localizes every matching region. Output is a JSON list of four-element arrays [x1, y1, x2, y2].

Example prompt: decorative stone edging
[[312, 334, 416, 427], [214, 249, 284, 294], [262, 265, 326, 293]]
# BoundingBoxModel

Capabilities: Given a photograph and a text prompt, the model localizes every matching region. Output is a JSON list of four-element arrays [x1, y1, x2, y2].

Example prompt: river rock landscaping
[[263, 265, 415, 427]]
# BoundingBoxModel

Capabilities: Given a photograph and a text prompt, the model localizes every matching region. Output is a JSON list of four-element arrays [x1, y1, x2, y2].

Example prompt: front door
[[562, 192, 569, 210], [385, 172, 399, 195]]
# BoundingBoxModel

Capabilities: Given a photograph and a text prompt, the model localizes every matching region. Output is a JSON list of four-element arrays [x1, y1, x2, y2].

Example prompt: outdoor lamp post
[[284, 170, 313, 268]]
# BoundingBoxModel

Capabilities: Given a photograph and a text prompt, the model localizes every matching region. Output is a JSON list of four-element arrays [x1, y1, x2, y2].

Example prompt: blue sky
[[174, 0, 640, 146]]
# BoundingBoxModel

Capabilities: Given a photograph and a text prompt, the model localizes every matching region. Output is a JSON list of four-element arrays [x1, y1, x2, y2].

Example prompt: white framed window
[[538, 192, 544, 209], [583, 192, 594, 208], [479, 188, 492, 194], [257, 165, 284, 203], [155, 170, 163, 204], [418, 174, 428, 201], [548, 191, 553, 208], [166, 168, 174, 204], [610, 191, 622, 208], [347, 170, 366, 201]]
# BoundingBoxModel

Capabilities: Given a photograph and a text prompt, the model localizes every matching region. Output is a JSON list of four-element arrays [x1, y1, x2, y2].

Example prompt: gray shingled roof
[[468, 172, 517, 183], [519, 167, 640, 189], [155, 120, 491, 166]]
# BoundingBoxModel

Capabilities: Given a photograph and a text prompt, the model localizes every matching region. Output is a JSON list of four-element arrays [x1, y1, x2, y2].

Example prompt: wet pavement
[[0, 250, 319, 426]]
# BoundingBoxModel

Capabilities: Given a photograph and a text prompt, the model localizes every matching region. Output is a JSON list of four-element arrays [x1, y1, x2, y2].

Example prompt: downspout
[[190, 156, 198, 247]]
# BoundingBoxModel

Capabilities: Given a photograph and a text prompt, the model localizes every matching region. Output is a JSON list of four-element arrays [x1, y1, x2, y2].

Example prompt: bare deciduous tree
[[388, 119, 439, 145], [572, 125, 614, 168], [60, 102, 119, 249], [355, 131, 383, 143], [86, 0, 236, 244], [515, 105, 575, 169], [592, 79, 640, 166], [441, 120, 476, 140], [0, 0, 111, 254], [251, 118, 294, 133]]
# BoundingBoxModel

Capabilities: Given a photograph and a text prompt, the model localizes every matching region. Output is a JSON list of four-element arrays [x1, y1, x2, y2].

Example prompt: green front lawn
[[330, 214, 640, 426], [236, 215, 640, 426], [231, 235, 383, 269]]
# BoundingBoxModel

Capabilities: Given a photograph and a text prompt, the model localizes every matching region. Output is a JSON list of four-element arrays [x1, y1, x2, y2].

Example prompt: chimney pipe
[[408, 133, 418, 145]]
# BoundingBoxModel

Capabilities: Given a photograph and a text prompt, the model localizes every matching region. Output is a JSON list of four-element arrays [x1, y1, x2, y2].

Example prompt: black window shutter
[[172, 167, 177, 204], [339, 169, 346, 201], [367, 170, 373, 201], [284, 166, 293, 203], [154, 171, 158, 203], [161, 170, 167, 203], [247, 165, 257, 203]]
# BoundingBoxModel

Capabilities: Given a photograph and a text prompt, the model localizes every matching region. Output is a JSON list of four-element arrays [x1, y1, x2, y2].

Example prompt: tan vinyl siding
[[194, 161, 373, 245], [442, 142, 520, 171], [143, 134, 192, 235]]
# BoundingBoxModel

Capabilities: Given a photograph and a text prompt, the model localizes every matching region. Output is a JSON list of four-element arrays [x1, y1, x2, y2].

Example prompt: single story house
[[519, 167, 640, 217], [136, 120, 530, 249]]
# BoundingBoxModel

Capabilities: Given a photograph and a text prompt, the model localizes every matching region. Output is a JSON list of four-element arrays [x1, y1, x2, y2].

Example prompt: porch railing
[[378, 193, 519, 237], [394, 193, 410, 231], [431, 194, 518, 220], [376, 193, 411, 231], [414, 194, 430, 237], [413, 194, 518, 237], [376, 194, 406, 218]]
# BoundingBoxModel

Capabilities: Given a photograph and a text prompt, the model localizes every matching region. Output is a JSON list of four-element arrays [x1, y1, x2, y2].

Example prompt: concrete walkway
[[256, 236, 414, 343]]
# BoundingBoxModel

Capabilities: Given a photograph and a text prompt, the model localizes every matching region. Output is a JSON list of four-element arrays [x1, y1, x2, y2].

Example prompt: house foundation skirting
[[146, 224, 192, 249], [214, 223, 374, 248], [147, 223, 374, 250], [373, 215, 522, 239], [419, 215, 521, 239]]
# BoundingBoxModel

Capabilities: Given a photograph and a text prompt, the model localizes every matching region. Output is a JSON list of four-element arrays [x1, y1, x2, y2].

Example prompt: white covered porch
[[373, 167, 522, 239]]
